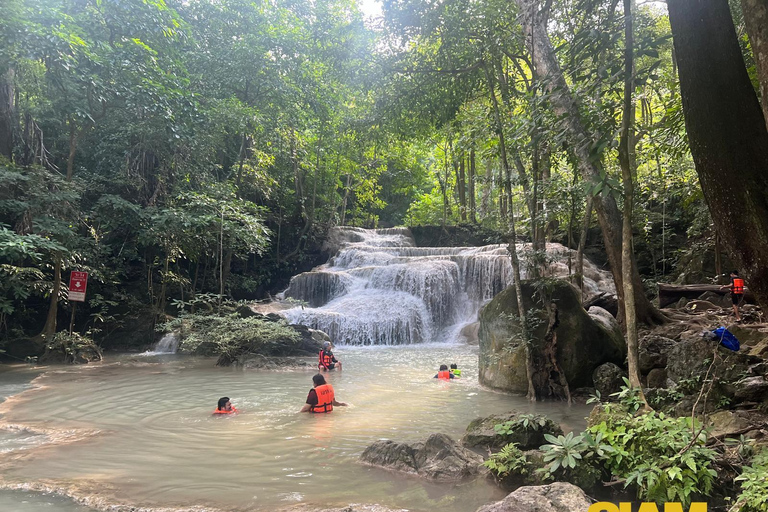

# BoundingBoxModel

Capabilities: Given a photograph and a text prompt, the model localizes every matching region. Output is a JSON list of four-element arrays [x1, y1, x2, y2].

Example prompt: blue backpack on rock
[[712, 327, 741, 352]]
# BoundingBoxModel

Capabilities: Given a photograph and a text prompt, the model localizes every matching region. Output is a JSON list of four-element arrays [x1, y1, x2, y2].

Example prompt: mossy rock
[[462, 411, 562, 451], [478, 279, 626, 394]]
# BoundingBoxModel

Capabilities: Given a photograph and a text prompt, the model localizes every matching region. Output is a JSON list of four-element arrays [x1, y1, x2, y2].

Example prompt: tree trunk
[[742, 0, 768, 128], [514, 0, 665, 325], [668, 0, 768, 307], [66, 119, 80, 182], [469, 148, 477, 223], [458, 151, 467, 221], [41, 256, 61, 339], [480, 156, 492, 220], [486, 67, 536, 401], [619, 0, 646, 399], [575, 196, 594, 296], [0, 68, 14, 161]]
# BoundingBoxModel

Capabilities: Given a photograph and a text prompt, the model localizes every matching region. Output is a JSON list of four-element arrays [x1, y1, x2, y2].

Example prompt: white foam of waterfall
[[282, 227, 615, 345], [144, 333, 179, 355]]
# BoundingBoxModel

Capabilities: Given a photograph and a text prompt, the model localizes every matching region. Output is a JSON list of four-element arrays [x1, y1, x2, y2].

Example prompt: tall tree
[[514, 0, 665, 325], [741, 0, 768, 128], [668, 0, 768, 306]]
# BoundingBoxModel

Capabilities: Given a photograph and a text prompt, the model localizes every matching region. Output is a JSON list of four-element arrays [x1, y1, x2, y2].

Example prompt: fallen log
[[658, 283, 755, 308]]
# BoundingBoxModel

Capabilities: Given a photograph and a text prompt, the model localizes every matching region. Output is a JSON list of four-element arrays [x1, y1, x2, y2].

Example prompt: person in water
[[300, 374, 347, 413], [720, 270, 745, 322], [449, 363, 461, 378], [318, 341, 342, 371], [434, 364, 454, 380], [213, 396, 238, 415]]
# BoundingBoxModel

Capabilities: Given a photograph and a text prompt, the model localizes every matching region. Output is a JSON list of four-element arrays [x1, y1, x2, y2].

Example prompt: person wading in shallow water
[[300, 374, 347, 413], [213, 397, 238, 415], [318, 341, 342, 371], [434, 364, 454, 380], [720, 270, 745, 322]]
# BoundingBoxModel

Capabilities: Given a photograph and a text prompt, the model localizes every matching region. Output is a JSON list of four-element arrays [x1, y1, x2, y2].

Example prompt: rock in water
[[462, 412, 562, 451], [592, 362, 626, 398], [475, 482, 592, 512], [359, 433, 483, 481], [479, 279, 626, 393]]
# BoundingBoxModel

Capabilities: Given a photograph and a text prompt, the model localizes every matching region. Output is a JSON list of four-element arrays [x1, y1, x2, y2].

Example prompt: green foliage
[[610, 377, 645, 414], [494, 414, 550, 435], [161, 313, 302, 359], [44, 331, 102, 364], [589, 407, 717, 505], [733, 449, 768, 512], [483, 442, 529, 479]]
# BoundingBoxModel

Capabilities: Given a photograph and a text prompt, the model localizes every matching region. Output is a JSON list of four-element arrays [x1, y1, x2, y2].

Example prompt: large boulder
[[360, 433, 484, 481], [667, 337, 759, 384], [462, 411, 562, 451], [475, 482, 592, 512], [638, 334, 675, 373], [479, 280, 626, 393], [592, 362, 626, 398]]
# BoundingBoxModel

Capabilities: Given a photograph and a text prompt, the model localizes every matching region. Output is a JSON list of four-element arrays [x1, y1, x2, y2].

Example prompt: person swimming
[[212, 396, 238, 415], [300, 374, 347, 413], [450, 363, 461, 378], [434, 364, 454, 380]]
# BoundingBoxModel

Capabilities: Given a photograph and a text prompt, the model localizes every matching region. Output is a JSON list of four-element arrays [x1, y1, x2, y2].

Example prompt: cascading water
[[281, 226, 615, 345], [148, 333, 179, 354]]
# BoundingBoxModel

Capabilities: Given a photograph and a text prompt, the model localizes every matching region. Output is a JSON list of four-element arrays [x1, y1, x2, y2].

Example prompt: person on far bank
[[318, 341, 342, 371], [213, 397, 238, 415], [720, 270, 745, 322], [300, 374, 347, 413], [434, 364, 454, 380]]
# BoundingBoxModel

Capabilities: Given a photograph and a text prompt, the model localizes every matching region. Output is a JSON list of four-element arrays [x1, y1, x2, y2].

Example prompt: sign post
[[68, 271, 88, 334]]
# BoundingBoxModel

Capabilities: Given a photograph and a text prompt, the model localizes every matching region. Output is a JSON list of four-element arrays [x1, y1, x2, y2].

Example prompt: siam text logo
[[588, 503, 707, 512]]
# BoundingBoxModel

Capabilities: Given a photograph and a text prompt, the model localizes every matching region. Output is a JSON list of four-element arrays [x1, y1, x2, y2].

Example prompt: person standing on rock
[[300, 374, 347, 413], [318, 341, 342, 371], [720, 270, 745, 322]]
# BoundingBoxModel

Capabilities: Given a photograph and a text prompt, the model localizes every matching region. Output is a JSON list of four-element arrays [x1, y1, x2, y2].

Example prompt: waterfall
[[151, 333, 180, 354], [281, 227, 615, 346]]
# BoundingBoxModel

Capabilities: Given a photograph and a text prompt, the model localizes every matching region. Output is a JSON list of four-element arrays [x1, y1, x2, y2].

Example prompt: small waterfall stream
[[147, 333, 179, 354], [282, 227, 615, 345]]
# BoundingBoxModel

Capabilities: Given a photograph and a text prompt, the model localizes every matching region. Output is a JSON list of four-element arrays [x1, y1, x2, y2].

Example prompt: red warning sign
[[68, 271, 89, 302]]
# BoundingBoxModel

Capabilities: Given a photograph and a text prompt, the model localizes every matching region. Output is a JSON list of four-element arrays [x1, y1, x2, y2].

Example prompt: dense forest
[[1, 0, 767, 357]]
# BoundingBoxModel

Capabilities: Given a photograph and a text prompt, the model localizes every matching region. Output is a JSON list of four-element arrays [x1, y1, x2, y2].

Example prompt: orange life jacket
[[437, 370, 451, 380], [319, 349, 334, 369], [213, 407, 238, 415], [733, 278, 745, 295], [311, 384, 335, 413]]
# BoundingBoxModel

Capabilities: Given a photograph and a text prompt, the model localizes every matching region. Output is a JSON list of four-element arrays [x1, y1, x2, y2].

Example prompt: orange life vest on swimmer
[[311, 384, 335, 413], [733, 278, 745, 294], [319, 349, 333, 369], [213, 407, 238, 415], [437, 370, 451, 380]]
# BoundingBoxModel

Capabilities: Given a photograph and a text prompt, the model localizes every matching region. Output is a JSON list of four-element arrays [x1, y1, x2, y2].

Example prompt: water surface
[[0, 345, 590, 511]]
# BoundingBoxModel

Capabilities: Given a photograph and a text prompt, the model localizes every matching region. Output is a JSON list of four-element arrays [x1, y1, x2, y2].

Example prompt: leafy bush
[[161, 313, 302, 361], [494, 414, 551, 435], [589, 407, 717, 505], [537, 430, 607, 489], [484, 442, 529, 479], [733, 449, 768, 512]]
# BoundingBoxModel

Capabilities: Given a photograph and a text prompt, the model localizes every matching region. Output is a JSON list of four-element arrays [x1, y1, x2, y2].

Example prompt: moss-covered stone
[[478, 279, 626, 393], [462, 411, 563, 451]]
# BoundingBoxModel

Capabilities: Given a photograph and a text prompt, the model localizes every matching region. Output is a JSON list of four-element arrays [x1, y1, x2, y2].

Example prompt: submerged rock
[[359, 433, 484, 481], [475, 482, 592, 512], [478, 279, 626, 394], [462, 411, 562, 451]]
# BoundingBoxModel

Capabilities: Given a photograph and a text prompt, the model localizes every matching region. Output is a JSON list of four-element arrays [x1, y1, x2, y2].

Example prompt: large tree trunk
[[469, 148, 477, 223], [619, 0, 646, 400], [668, 0, 768, 307], [742, 0, 768, 128], [480, 157, 492, 219], [514, 0, 664, 325], [0, 68, 14, 160], [458, 151, 467, 221], [41, 256, 61, 339]]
